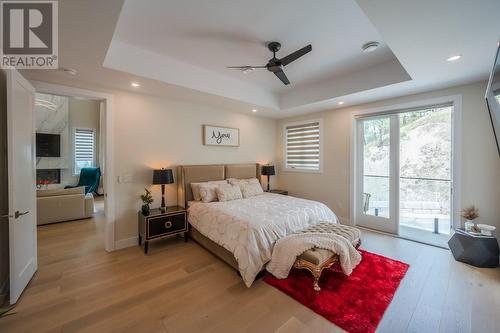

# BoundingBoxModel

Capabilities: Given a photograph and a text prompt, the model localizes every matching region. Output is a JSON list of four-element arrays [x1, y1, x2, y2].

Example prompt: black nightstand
[[138, 206, 187, 254], [269, 189, 288, 195]]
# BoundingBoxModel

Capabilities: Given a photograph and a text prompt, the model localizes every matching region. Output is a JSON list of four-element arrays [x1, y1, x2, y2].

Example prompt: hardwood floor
[[0, 210, 499, 333]]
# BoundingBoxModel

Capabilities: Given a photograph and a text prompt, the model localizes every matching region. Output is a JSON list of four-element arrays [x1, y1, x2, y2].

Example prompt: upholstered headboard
[[177, 163, 261, 207]]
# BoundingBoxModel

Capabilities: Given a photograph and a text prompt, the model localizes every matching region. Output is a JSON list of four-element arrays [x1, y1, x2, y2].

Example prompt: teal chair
[[66, 167, 101, 195]]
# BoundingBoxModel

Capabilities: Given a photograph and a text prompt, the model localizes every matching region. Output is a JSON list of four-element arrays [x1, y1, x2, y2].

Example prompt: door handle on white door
[[14, 211, 29, 219]]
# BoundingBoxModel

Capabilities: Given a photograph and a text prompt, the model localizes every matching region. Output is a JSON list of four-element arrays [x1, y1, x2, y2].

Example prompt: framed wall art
[[203, 125, 240, 147]]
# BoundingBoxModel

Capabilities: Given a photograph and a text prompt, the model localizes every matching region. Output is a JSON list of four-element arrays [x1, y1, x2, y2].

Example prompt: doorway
[[2, 73, 115, 305], [352, 98, 460, 248], [31, 81, 115, 252], [34, 92, 106, 229]]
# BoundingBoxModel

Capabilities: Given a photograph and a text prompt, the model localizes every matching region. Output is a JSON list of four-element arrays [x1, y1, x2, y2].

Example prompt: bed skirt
[[188, 226, 239, 271]]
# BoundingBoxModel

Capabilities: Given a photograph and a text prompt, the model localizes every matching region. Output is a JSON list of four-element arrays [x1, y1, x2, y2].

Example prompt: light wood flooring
[[0, 208, 499, 333]]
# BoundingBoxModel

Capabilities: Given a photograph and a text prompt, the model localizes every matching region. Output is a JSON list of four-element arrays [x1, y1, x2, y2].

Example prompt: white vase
[[464, 219, 474, 232]]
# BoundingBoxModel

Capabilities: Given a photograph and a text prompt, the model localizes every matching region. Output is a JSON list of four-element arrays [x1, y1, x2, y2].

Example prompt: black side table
[[138, 206, 188, 254], [448, 229, 499, 268]]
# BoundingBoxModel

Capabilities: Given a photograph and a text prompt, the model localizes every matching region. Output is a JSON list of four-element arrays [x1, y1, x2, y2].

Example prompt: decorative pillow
[[191, 180, 227, 201], [215, 184, 243, 202], [228, 178, 260, 187], [190, 182, 204, 201], [240, 182, 264, 198], [198, 180, 228, 203]]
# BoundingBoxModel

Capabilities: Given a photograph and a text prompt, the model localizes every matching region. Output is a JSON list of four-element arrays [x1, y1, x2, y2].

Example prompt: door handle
[[14, 211, 29, 219], [1, 213, 13, 219]]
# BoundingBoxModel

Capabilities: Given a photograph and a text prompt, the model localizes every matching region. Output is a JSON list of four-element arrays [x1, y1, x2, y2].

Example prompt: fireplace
[[37, 169, 61, 185]]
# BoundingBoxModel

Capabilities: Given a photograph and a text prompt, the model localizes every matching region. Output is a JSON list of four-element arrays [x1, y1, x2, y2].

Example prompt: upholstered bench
[[293, 222, 361, 292]]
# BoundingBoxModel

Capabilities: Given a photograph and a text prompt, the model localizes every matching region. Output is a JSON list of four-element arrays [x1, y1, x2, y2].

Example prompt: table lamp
[[261, 165, 275, 191], [152, 168, 174, 212]]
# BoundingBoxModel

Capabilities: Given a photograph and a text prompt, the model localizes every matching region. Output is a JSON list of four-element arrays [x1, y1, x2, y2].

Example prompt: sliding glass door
[[355, 105, 453, 246], [356, 114, 398, 233]]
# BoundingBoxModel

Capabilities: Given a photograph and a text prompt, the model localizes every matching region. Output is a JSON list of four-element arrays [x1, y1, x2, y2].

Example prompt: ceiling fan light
[[362, 41, 380, 53]]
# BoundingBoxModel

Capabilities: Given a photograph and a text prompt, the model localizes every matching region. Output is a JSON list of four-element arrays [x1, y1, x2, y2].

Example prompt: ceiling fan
[[227, 42, 312, 85]]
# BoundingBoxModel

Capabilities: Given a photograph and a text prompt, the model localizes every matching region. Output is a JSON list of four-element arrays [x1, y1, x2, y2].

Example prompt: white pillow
[[191, 180, 227, 201], [228, 178, 260, 187], [198, 180, 228, 203], [241, 182, 264, 198], [190, 182, 204, 201], [215, 184, 243, 202]]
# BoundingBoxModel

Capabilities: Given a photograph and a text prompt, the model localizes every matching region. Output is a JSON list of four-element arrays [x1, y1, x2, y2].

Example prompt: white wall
[[112, 92, 276, 241], [276, 81, 500, 236]]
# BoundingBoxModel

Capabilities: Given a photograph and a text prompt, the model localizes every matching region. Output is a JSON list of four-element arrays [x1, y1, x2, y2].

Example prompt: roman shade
[[74, 128, 95, 174], [285, 121, 321, 171]]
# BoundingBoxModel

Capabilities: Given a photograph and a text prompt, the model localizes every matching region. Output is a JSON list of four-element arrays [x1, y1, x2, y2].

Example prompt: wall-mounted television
[[36, 133, 61, 157], [485, 42, 500, 157]]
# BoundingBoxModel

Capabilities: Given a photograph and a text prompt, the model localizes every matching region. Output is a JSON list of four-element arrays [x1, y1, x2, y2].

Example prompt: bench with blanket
[[267, 222, 362, 292]]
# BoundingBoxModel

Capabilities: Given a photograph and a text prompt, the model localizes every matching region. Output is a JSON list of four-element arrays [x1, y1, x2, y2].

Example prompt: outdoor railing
[[363, 174, 452, 234]]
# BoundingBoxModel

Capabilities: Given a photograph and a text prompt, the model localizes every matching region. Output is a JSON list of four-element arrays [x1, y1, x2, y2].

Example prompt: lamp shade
[[261, 165, 275, 176], [152, 168, 174, 185]]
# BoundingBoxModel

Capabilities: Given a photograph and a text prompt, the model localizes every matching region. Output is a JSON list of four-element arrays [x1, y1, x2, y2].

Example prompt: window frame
[[73, 127, 96, 176], [282, 118, 323, 173]]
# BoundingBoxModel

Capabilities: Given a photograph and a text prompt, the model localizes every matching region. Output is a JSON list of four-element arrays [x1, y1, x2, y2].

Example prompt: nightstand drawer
[[147, 212, 186, 239]]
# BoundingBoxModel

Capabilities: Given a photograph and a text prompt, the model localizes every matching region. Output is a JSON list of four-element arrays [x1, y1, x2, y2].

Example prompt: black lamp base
[[160, 185, 166, 212]]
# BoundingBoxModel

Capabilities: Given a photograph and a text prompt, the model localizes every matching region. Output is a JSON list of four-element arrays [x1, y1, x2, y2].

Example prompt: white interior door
[[6, 69, 37, 304], [355, 114, 399, 234]]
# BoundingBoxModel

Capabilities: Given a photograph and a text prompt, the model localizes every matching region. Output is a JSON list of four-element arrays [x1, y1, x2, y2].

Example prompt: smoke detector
[[362, 42, 380, 53]]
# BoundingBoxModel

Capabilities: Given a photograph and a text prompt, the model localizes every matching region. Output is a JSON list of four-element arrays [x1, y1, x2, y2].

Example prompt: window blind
[[285, 121, 320, 171], [74, 128, 95, 174]]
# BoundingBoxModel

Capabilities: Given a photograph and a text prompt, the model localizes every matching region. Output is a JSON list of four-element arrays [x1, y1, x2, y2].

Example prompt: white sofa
[[36, 187, 94, 225]]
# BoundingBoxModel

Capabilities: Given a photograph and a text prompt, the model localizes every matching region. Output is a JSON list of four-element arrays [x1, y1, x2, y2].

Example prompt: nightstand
[[269, 189, 288, 195], [138, 206, 187, 254]]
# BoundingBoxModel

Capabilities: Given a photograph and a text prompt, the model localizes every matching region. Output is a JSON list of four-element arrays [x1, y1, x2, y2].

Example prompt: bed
[[177, 163, 338, 287]]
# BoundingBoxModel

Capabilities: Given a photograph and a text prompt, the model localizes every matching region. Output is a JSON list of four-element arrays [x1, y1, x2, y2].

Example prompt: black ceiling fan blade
[[226, 65, 267, 69], [280, 44, 312, 66], [274, 69, 290, 85]]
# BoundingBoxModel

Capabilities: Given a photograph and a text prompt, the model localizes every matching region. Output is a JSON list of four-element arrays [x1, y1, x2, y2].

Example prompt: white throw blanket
[[266, 232, 362, 279]]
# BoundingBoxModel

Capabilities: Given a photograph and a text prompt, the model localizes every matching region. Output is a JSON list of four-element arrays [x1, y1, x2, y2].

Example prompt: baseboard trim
[[114, 236, 138, 250]]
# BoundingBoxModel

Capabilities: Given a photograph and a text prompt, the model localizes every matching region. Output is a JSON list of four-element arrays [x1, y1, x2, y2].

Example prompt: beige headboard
[[177, 163, 261, 207]]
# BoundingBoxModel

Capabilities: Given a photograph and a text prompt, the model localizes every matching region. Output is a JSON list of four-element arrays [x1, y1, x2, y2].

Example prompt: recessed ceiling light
[[59, 67, 77, 76], [338, 101, 345, 105], [252, 109, 258, 113], [446, 55, 462, 62], [362, 41, 379, 53], [131, 82, 140, 87]]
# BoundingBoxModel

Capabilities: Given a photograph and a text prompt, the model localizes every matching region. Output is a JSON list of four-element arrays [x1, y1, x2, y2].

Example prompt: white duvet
[[188, 193, 338, 287]]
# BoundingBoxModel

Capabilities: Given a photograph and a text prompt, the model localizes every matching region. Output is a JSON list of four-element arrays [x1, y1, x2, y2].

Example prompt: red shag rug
[[264, 249, 409, 333]]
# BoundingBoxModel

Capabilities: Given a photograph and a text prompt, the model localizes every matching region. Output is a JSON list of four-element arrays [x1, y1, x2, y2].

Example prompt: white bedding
[[187, 193, 338, 287]]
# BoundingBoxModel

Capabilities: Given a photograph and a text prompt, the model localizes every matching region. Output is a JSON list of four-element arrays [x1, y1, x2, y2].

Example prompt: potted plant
[[460, 205, 479, 232], [140, 188, 154, 215]]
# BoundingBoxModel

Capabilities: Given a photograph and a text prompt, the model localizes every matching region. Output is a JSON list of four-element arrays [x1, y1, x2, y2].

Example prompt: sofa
[[36, 186, 94, 225]]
